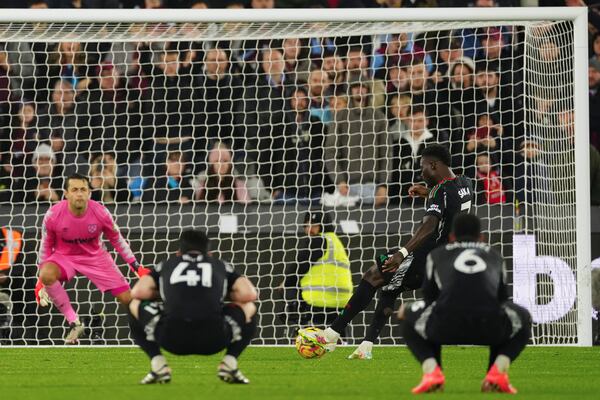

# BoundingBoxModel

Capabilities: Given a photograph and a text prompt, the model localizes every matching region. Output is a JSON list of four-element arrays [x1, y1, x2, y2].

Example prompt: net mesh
[[0, 18, 578, 345]]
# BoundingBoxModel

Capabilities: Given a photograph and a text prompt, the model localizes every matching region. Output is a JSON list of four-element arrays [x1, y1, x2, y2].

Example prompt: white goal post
[[0, 7, 591, 346]]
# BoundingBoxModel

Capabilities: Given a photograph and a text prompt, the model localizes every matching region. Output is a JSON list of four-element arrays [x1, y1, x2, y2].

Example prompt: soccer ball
[[295, 327, 327, 359]]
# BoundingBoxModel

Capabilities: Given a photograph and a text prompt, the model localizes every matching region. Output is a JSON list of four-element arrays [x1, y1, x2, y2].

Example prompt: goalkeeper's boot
[[348, 340, 373, 360], [64, 320, 85, 345], [323, 327, 340, 353], [217, 363, 250, 384], [411, 366, 445, 394], [481, 364, 517, 394], [140, 366, 172, 385]]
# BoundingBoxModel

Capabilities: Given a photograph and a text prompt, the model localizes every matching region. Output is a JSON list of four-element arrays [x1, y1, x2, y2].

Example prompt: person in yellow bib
[[279, 211, 353, 335]]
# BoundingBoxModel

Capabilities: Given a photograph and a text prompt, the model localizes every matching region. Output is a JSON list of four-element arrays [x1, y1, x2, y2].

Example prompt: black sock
[[226, 315, 257, 359], [365, 290, 399, 342], [331, 279, 377, 334], [403, 319, 437, 365], [128, 310, 161, 360], [491, 303, 532, 370]]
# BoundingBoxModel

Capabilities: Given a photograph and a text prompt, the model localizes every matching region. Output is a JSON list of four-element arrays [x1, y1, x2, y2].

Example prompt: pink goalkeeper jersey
[[39, 199, 136, 265]]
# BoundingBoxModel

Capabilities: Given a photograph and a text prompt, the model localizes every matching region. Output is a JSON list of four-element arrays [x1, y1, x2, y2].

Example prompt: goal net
[[0, 8, 591, 346]]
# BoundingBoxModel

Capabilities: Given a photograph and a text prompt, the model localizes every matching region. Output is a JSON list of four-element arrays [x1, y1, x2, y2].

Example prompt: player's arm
[[384, 187, 443, 272], [230, 276, 258, 303], [131, 269, 160, 300], [100, 206, 149, 276], [383, 216, 439, 272], [39, 211, 56, 263]]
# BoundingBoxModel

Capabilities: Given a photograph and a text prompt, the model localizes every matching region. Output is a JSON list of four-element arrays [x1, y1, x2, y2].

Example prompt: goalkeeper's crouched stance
[[128, 230, 258, 384]]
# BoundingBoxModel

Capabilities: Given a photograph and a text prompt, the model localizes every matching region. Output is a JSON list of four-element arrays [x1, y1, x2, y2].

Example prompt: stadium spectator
[[444, 56, 478, 132], [243, 47, 289, 197], [0, 47, 10, 115], [0, 154, 17, 204], [142, 150, 194, 204], [474, 62, 505, 128], [282, 86, 334, 203], [592, 33, 600, 60], [8, 102, 41, 177], [195, 142, 250, 204], [47, 40, 92, 92], [324, 79, 389, 207], [76, 62, 129, 161], [89, 152, 129, 204], [28, 0, 49, 8], [406, 59, 439, 129], [282, 38, 312, 85], [465, 114, 501, 157], [194, 46, 244, 158], [141, 44, 194, 177], [430, 37, 463, 77], [389, 105, 441, 204], [387, 93, 411, 142], [474, 154, 506, 204], [190, 0, 208, 7], [321, 49, 346, 91], [47, 0, 122, 7], [307, 68, 333, 124], [590, 57, 600, 150], [22, 144, 63, 204], [385, 60, 410, 96], [250, 0, 274, 8], [43, 80, 88, 176], [343, 45, 386, 108]]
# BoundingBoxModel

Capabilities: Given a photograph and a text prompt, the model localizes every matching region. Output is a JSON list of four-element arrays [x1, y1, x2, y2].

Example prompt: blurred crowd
[[0, 0, 599, 207]]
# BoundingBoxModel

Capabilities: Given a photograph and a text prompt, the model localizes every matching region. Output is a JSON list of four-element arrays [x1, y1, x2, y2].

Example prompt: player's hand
[[137, 265, 152, 277], [408, 184, 429, 199], [382, 252, 405, 273], [35, 279, 51, 307]]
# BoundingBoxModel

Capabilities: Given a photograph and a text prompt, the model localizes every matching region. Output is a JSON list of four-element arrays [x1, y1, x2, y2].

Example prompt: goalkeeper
[[35, 174, 148, 344]]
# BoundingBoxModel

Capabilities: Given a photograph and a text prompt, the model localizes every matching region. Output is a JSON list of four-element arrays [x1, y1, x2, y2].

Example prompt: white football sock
[[494, 355, 511, 373], [221, 355, 238, 370], [358, 340, 373, 352], [324, 327, 340, 343], [422, 358, 438, 374], [151, 355, 168, 373]]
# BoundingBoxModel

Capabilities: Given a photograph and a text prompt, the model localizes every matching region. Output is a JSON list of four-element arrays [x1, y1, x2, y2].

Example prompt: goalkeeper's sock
[[494, 355, 511, 373], [331, 279, 377, 334], [44, 281, 78, 324], [127, 311, 162, 359]]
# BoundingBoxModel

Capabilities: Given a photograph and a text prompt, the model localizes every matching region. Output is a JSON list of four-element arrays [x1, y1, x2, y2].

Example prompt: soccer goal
[[0, 7, 591, 346]]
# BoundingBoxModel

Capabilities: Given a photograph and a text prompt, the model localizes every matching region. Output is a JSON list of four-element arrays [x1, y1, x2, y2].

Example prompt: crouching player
[[128, 230, 258, 384], [398, 214, 531, 394]]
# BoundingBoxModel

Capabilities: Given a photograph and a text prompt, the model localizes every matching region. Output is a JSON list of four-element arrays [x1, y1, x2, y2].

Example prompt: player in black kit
[[128, 230, 258, 385], [325, 144, 475, 355], [399, 214, 531, 394]]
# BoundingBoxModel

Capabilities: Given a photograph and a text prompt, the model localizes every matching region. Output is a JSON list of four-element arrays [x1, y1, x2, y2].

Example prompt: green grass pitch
[[0, 346, 597, 399]]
